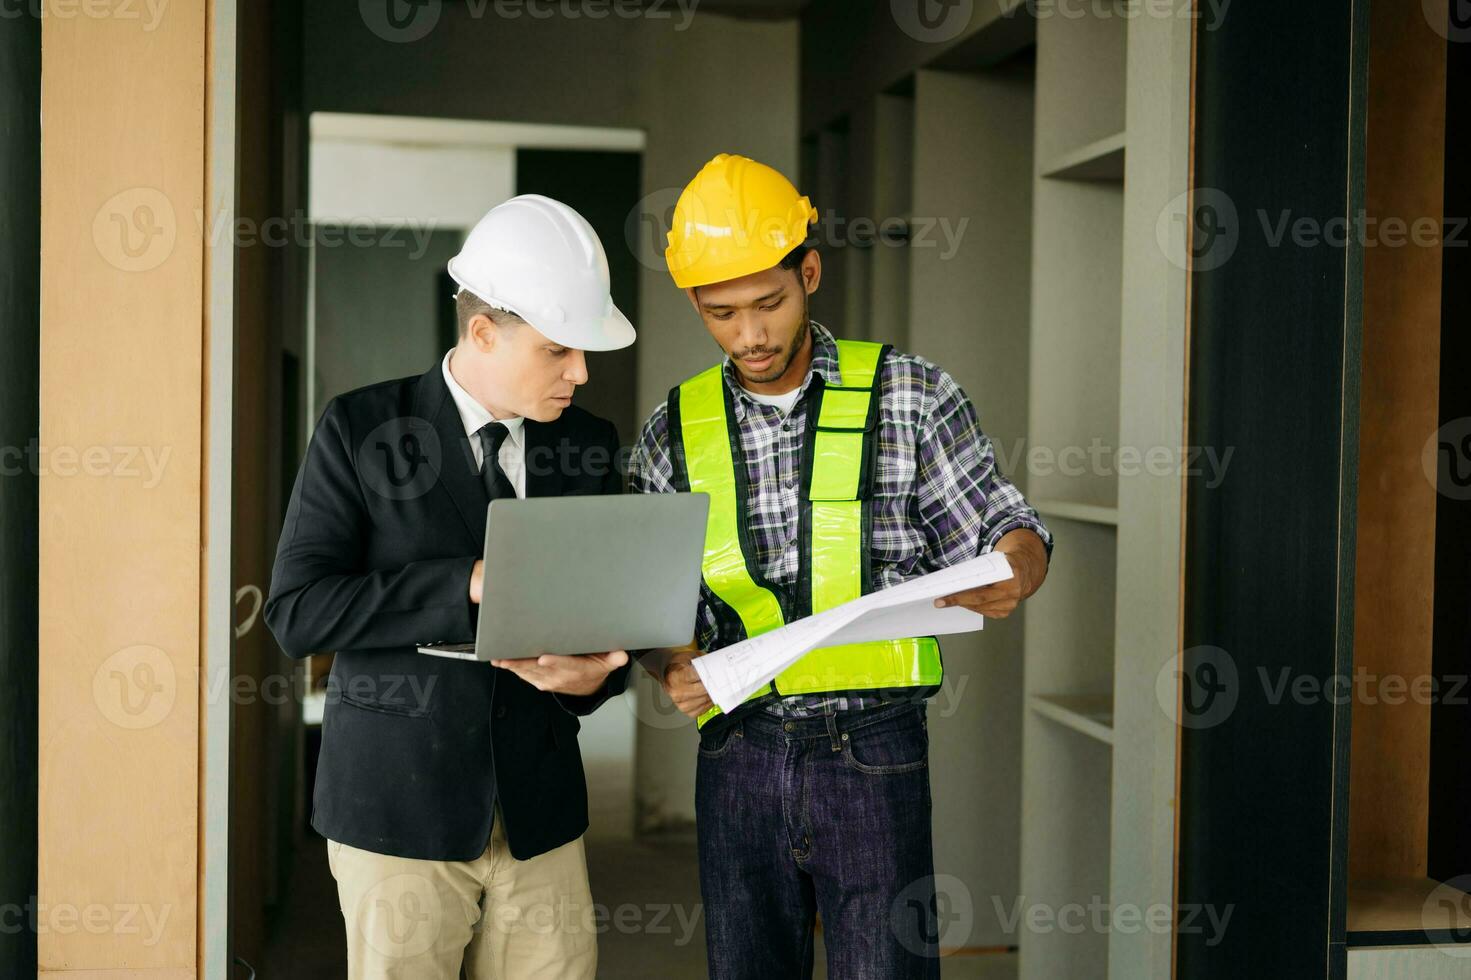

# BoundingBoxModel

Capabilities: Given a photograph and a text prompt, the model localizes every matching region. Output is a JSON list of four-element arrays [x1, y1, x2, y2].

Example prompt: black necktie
[[476, 422, 517, 501]]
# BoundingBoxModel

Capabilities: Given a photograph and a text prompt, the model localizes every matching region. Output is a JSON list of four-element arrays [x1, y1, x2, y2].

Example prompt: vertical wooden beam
[[39, 3, 209, 974], [1179, 0, 1369, 974], [1347, 0, 1446, 883]]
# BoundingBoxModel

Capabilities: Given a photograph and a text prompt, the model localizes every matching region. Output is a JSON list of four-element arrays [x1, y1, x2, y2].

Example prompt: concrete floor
[[262, 742, 1016, 979]]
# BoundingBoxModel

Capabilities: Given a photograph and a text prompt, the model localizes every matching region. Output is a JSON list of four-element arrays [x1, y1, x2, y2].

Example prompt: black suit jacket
[[265, 360, 629, 862]]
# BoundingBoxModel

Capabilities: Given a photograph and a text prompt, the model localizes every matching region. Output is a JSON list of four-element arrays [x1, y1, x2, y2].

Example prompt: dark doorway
[[0, 7, 41, 977], [515, 148, 643, 446]]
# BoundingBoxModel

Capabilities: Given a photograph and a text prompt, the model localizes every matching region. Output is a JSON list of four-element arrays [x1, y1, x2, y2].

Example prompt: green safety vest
[[669, 337, 943, 728]]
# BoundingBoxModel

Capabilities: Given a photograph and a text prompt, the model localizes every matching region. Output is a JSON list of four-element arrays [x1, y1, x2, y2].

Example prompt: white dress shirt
[[441, 349, 526, 498]]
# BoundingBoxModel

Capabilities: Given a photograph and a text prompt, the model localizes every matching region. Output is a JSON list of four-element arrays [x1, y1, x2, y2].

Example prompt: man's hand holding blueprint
[[691, 552, 1015, 713]]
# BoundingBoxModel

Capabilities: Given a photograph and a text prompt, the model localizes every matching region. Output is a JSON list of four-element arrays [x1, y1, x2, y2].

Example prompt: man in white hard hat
[[266, 195, 634, 979]]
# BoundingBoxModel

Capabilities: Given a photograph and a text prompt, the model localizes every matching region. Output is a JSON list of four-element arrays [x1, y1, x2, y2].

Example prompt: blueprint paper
[[691, 552, 1014, 712]]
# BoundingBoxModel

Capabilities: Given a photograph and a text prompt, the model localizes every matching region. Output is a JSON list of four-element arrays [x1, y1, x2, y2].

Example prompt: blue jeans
[[695, 700, 940, 979]]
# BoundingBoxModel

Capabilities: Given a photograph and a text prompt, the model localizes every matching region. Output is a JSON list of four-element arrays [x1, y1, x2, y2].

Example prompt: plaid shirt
[[628, 322, 1053, 717]]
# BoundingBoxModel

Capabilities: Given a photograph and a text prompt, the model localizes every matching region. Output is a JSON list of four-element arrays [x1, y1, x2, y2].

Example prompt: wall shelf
[[1030, 694, 1115, 745], [1347, 878, 1471, 947], [1032, 498, 1121, 526], [1041, 131, 1126, 182], [1019, 2, 1186, 977]]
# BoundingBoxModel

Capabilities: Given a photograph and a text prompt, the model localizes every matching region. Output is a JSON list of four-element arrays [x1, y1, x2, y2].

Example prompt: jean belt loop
[[825, 710, 843, 753]]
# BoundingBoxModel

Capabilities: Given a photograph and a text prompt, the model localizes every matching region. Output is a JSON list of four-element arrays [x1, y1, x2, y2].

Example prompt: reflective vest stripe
[[671, 366, 785, 640]]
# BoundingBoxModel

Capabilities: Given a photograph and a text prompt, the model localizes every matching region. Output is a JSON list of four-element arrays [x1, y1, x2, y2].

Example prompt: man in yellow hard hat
[[628, 154, 1054, 977]]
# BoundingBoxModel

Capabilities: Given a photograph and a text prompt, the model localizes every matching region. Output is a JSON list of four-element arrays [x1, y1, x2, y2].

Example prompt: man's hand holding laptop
[[468, 556, 633, 696], [490, 649, 631, 696]]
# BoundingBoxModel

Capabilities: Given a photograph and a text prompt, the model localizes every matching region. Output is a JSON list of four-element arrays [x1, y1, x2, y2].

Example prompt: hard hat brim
[[447, 266, 637, 352], [559, 306, 637, 352]]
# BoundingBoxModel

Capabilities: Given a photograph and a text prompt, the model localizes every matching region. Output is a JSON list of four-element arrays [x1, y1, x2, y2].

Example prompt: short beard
[[741, 295, 811, 385]]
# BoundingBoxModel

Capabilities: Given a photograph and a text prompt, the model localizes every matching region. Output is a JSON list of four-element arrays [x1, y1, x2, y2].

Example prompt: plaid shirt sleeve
[[627, 401, 677, 495], [913, 366, 1053, 566]]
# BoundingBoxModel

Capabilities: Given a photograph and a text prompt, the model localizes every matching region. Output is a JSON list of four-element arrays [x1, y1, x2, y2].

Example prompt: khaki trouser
[[327, 808, 598, 979]]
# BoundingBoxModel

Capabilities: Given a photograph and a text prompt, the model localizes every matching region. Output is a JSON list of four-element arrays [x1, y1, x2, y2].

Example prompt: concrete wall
[[0, 8, 40, 977], [299, 4, 801, 830]]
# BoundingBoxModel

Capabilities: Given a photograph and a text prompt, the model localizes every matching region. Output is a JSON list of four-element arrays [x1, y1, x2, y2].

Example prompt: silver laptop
[[419, 492, 709, 661]]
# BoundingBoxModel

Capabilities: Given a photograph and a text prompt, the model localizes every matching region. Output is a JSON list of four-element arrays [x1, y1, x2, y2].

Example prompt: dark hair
[[691, 243, 814, 299], [778, 243, 812, 275]]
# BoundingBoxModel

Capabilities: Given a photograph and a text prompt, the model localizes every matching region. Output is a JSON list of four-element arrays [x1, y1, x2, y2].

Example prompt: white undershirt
[[441, 349, 526, 498], [744, 386, 802, 415]]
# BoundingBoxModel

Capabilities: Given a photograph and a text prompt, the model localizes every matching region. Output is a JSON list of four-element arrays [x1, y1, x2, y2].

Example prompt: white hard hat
[[447, 194, 636, 352]]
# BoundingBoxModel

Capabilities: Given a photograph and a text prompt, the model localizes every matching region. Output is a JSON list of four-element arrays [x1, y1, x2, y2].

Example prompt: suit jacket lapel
[[413, 361, 487, 549], [522, 420, 566, 499]]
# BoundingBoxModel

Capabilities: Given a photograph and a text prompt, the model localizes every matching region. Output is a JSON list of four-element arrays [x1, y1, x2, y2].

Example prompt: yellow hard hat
[[664, 153, 819, 289]]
